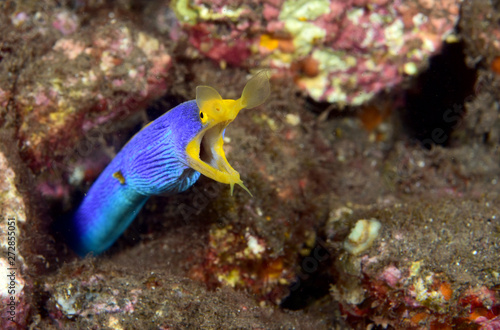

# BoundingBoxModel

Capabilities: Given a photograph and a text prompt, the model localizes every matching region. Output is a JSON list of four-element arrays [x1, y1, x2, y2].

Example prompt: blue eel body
[[70, 71, 270, 256], [71, 101, 202, 255]]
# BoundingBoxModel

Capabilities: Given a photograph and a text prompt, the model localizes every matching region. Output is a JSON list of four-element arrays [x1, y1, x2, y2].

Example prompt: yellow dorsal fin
[[196, 85, 223, 111]]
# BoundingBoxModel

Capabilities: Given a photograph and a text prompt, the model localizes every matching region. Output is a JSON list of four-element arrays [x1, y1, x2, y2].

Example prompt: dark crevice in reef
[[304, 97, 358, 121], [401, 41, 477, 149], [280, 237, 335, 311], [146, 94, 187, 121]]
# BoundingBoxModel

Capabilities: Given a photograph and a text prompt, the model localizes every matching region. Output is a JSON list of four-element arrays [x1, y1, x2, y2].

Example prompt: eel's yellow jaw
[[185, 71, 271, 195]]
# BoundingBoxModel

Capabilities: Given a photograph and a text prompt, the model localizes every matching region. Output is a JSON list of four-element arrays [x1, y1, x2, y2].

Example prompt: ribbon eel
[[70, 71, 271, 256]]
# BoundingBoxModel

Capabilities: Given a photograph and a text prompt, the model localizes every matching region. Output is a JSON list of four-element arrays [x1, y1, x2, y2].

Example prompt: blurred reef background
[[0, 0, 500, 329]]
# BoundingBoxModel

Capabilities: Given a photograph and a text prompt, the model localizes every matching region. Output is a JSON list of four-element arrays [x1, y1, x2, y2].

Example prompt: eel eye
[[200, 111, 208, 124]]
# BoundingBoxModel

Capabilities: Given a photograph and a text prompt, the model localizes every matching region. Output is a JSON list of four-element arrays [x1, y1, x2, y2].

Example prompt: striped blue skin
[[71, 100, 203, 256]]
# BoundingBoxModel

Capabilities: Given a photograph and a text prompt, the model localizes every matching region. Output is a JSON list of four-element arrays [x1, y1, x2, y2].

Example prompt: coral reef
[[170, 0, 462, 105], [326, 199, 500, 329], [8, 8, 172, 172], [39, 260, 321, 329], [343, 218, 381, 255], [0, 150, 30, 329]]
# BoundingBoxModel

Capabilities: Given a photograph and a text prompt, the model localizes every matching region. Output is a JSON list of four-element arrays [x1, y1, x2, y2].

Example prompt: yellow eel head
[[185, 70, 271, 195]]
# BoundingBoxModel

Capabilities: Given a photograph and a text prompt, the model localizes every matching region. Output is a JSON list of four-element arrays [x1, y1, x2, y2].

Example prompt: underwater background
[[0, 0, 499, 329]]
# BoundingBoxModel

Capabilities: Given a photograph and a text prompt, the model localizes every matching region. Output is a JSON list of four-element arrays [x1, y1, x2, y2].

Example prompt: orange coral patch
[[278, 39, 295, 53], [260, 34, 279, 50], [440, 282, 453, 301], [491, 56, 500, 74], [411, 312, 429, 325], [359, 105, 389, 131], [300, 56, 320, 77], [262, 258, 284, 281], [469, 307, 489, 320]]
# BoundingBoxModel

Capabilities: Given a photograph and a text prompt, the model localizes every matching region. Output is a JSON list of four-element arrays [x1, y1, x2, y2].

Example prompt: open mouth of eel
[[184, 70, 271, 195], [185, 121, 251, 196]]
